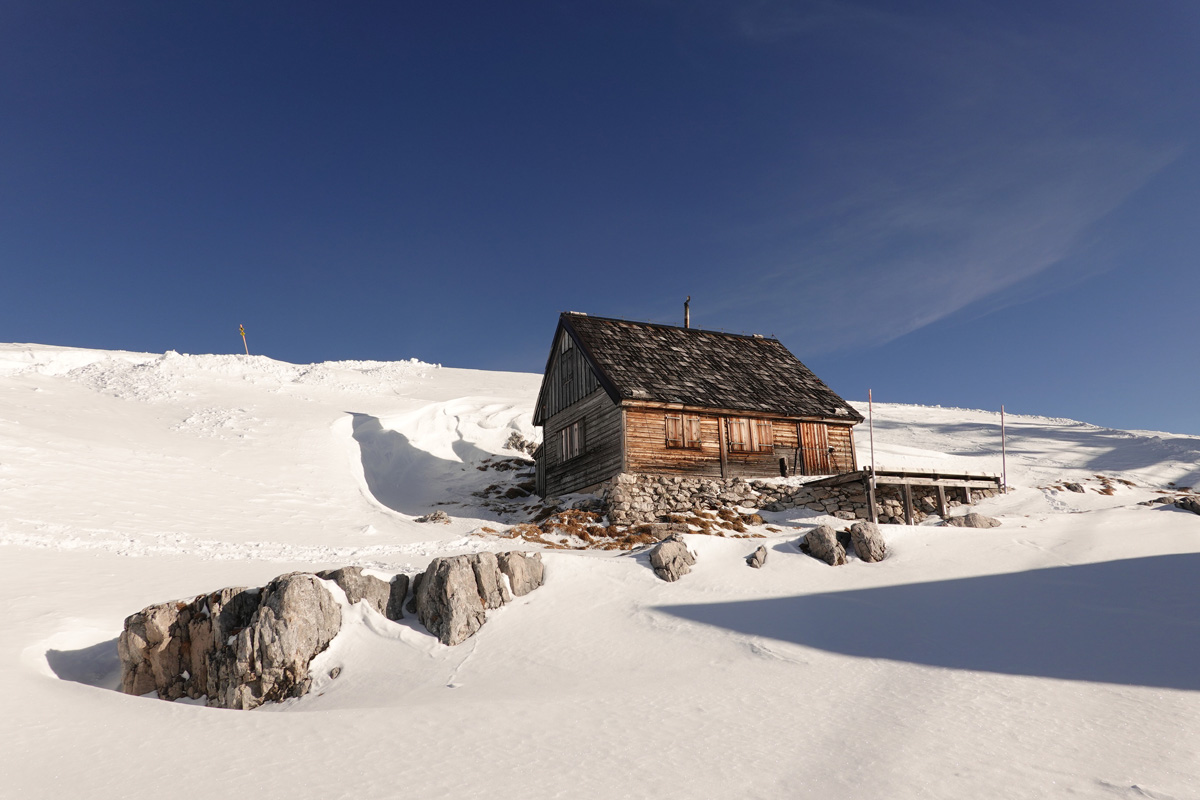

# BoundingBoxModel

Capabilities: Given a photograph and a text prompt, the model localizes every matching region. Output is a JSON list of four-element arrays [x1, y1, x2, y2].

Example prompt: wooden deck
[[809, 467, 1004, 525]]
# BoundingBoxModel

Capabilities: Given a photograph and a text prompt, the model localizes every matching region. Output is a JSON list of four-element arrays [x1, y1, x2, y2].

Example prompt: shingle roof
[[560, 313, 863, 422]]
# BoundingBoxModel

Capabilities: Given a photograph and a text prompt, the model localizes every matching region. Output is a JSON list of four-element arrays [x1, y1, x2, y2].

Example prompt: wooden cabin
[[533, 312, 864, 497]]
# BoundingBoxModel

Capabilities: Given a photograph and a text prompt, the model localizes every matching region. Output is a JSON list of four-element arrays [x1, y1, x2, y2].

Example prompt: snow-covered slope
[[2, 344, 1198, 799]]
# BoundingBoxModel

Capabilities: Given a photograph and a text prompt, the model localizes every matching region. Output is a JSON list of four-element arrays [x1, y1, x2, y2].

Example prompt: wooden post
[[902, 482, 914, 526], [866, 473, 878, 524], [936, 485, 947, 519], [1001, 404, 1007, 493], [963, 486, 973, 505], [868, 389, 876, 486], [718, 417, 728, 479]]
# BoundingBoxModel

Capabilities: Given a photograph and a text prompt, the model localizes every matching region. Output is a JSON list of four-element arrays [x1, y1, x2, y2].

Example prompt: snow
[[2, 343, 1199, 799]]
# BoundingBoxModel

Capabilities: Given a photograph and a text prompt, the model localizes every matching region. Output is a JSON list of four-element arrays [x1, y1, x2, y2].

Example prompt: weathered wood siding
[[624, 407, 853, 479], [625, 408, 724, 478], [827, 424, 856, 473], [540, 334, 601, 422], [541, 387, 623, 496]]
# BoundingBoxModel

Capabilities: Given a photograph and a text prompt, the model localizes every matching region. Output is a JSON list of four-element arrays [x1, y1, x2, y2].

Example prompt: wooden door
[[799, 422, 831, 475]]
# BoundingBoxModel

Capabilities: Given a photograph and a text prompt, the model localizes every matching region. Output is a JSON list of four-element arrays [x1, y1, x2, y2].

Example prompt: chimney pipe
[[684, 296, 691, 329]]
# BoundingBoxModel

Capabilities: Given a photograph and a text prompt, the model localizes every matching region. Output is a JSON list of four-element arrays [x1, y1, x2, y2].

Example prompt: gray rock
[[850, 521, 887, 563], [497, 551, 545, 596], [406, 570, 423, 615], [416, 509, 451, 524], [649, 533, 696, 582], [208, 573, 342, 710], [387, 574, 409, 620], [1175, 497, 1200, 516], [746, 545, 768, 569], [469, 552, 512, 609], [645, 522, 689, 540], [120, 575, 342, 711], [505, 431, 539, 456], [1063, 482, 1085, 493], [193, 586, 258, 700], [413, 555, 490, 646], [803, 524, 846, 566], [317, 566, 392, 617], [945, 513, 1002, 529], [117, 600, 184, 700], [117, 586, 259, 703]]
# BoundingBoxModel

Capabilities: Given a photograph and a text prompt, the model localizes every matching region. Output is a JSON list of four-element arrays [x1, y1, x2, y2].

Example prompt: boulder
[[505, 431, 539, 456], [119, 575, 341, 710], [746, 545, 768, 569], [850, 522, 887, 563], [413, 555, 489, 646], [117, 586, 260, 703], [497, 551, 545, 596], [117, 600, 185, 700], [803, 524, 846, 566], [649, 533, 696, 582], [469, 552, 512, 609], [1063, 483, 1085, 493], [208, 573, 342, 710], [416, 509, 451, 524], [193, 587, 259, 699], [945, 513, 1001, 529], [317, 566, 393, 617], [1175, 497, 1200, 516]]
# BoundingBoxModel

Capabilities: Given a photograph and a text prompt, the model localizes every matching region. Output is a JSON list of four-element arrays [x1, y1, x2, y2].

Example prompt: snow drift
[[2, 343, 1199, 800]]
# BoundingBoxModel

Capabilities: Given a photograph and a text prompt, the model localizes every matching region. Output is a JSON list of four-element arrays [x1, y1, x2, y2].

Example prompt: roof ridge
[[562, 311, 778, 342]]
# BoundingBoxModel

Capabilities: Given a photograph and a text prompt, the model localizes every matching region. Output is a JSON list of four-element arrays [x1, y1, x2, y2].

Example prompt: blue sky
[[3, 1, 1198, 433]]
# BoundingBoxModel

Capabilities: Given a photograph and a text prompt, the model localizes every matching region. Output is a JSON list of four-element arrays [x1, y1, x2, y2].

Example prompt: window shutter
[[665, 414, 683, 448], [755, 419, 773, 451], [684, 416, 701, 448]]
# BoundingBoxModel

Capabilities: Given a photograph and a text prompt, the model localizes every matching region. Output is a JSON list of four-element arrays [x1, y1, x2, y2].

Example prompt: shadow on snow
[[656, 553, 1200, 690], [347, 411, 499, 518], [45, 637, 122, 690]]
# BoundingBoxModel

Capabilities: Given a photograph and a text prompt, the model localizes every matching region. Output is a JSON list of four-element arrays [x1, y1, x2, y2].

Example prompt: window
[[559, 421, 583, 461], [665, 414, 702, 449], [727, 417, 773, 453]]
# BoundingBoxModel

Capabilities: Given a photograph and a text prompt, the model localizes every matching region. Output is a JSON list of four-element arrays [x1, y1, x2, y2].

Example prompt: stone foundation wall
[[600, 472, 999, 526]]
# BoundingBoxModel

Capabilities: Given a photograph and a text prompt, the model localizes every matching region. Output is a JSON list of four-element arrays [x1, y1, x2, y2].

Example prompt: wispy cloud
[[687, 1, 1181, 352]]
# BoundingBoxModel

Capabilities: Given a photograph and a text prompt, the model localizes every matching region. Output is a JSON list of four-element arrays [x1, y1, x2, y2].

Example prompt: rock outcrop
[[945, 513, 1001, 529], [1175, 497, 1200, 516], [412, 551, 545, 645], [746, 545, 768, 569], [118, 574, 342, 710], [850, 522, 887, 563], [210, 573, 342, 710], [317, 566, 408, 619], [416, 510, 451, 524], [649, 533, 696, 582], [497, 551, 545, 596], [801, 524, 846, 566]]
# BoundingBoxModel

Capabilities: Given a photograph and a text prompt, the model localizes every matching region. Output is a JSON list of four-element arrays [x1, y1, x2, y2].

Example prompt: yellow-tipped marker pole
[[239, 324, 249, 356]]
